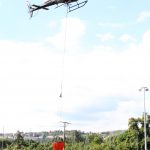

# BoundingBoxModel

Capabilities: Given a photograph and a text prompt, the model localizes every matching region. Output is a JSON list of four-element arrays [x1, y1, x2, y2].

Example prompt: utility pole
[[137, 131, 139, 150], [139, 87, 149, 150], [60, 121, 70, 150], [2, 127, 4, 150]]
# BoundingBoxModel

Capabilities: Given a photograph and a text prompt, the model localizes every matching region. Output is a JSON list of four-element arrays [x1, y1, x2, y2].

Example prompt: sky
[[0, 0, 150, 133]]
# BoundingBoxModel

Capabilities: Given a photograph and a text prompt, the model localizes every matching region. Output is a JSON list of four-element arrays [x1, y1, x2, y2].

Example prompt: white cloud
[[120, 34, 136, 43], [0, 40, 63, 132], [46, 17, 85, 52], [137, 11, 150, 22], [1, 17, 150, 133], [61, 28, 150, 132], [142, 30, 150, 45], [97, 33, 115, 42]]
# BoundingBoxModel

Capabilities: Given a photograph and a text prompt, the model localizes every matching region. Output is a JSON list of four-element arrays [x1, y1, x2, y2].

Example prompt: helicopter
[[27, 0, 88, 18]]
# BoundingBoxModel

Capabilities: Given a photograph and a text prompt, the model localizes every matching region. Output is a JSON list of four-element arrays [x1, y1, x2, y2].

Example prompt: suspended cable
[[59, 10, 69, 98]]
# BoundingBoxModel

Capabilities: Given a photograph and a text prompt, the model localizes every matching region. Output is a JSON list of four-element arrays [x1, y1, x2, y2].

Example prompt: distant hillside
[[100, 130, 126, 138]]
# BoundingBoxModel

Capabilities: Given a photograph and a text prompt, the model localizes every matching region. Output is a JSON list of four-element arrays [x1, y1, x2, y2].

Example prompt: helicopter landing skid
[[68, 0, 88, 12]]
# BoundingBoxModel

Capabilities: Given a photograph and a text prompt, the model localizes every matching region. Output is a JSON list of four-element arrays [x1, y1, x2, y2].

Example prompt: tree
[[72, 130, 85, 143], [87, 133, 103, 144]]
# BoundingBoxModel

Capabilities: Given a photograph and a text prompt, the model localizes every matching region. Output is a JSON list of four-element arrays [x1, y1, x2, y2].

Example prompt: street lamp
[[139, 87, 149, 150]]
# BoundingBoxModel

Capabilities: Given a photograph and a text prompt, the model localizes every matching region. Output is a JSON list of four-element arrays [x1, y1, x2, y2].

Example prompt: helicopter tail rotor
[[26, 1, 33, 18]]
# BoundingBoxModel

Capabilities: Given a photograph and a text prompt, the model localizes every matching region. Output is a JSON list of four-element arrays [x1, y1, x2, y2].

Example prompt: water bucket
[[52, 142, 64, 150]]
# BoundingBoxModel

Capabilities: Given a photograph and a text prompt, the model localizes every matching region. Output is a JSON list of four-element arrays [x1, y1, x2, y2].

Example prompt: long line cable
[[59, 10, 69, 99], [57, 9, 69, 125]]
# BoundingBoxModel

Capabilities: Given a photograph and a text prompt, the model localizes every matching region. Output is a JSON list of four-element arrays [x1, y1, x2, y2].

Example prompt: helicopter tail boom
[[32, 5, 49, 10], [26, 1, 49, 18]]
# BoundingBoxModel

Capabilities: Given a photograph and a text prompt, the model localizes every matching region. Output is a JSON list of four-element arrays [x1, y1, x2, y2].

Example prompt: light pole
[[139, 87, 149, 150], [137, 130, 139, 150]]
